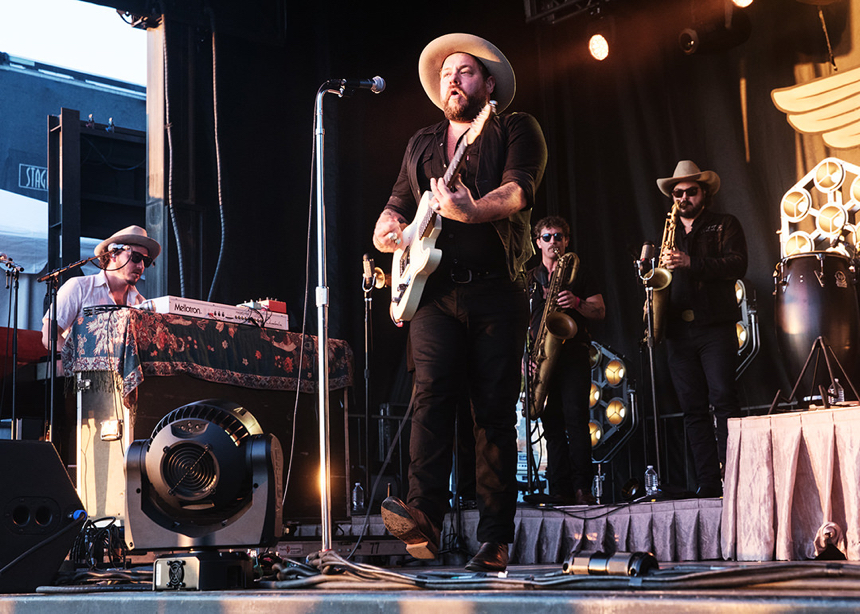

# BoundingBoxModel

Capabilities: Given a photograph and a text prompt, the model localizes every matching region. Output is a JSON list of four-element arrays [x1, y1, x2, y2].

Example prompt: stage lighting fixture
[[589, 342, 637, 462], [589, 421, 603, 447], [735, 279, 759, 377], [679, 1, 752, 55], [586, 8, 615, 61], [732, 0, 753, 6], [605, 398, 627, 425], [589, 382, 601, 408], [124, 399, 284, 554], [562, 551, 659, 576], [604, 359, 626, 386]]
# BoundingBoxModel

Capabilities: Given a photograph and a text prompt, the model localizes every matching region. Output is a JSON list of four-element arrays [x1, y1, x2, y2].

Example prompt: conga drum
[[774, 252, 860, 388]]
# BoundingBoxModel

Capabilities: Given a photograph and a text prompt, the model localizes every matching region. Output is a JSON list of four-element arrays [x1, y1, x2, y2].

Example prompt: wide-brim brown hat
[[419, 33, 516, 113], [95, 225, 161, 259], [656, 160, 721, 196]]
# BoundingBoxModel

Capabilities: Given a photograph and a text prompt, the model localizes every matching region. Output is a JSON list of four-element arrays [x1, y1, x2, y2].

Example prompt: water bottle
[[592, 472, 604, 503], [644, 465, 659, 496], [351, 482, 365, 513]]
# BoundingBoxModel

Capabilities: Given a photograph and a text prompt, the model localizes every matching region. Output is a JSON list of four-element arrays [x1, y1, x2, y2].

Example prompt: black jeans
[[666, 321, 740, 488], [407, 274, 528, 543], [540, 342, 593, 495]]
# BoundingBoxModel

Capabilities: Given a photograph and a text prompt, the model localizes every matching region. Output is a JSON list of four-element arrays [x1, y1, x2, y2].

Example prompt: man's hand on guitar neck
[[372, 209, 408, 253]]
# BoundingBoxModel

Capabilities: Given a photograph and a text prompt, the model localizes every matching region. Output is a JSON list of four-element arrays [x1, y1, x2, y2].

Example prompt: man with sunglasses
[[41, 225, 161, 350], [655, 160, 747, 498], [527, 216, 605, 505]]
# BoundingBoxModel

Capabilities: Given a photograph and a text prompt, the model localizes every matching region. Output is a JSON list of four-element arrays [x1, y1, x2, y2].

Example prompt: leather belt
[[449, 267, 507, 284]]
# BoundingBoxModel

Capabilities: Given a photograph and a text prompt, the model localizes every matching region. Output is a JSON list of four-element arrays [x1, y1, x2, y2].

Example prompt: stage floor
[[4, 498, 860, 613]]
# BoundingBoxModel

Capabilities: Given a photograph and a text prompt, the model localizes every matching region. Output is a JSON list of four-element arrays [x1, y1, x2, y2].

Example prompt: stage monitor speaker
[[0, 440, 85, 593]]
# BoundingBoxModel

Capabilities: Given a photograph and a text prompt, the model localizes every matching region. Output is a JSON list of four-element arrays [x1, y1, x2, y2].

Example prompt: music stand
[[769, 336, 860, 414]]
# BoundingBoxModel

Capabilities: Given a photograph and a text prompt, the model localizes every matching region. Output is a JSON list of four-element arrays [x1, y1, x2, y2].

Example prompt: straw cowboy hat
[[656, 160, 721, 197], [418, 33, 516, 113], [95, 225, 162, 259]]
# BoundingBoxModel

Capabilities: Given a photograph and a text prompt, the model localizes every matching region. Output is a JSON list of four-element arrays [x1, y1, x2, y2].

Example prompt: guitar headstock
[[464, 100, 497, 146]]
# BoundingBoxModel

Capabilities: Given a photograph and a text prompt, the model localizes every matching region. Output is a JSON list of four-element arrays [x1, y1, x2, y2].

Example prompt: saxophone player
[[655, 160, 748, 498], [527, 216, 605, 505]]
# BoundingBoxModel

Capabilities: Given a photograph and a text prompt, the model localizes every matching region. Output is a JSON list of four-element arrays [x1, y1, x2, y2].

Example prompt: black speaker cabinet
[[0, 440, 84, 593], [76, 372, 349, 524]]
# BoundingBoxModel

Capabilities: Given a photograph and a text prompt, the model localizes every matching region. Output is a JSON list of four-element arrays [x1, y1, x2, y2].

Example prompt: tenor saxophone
[[528, 249, 580, 420], [644, 204, 677, 344]]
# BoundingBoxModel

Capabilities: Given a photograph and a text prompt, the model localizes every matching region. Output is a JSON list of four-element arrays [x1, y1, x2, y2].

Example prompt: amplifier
[[137, 296, 288, 330]]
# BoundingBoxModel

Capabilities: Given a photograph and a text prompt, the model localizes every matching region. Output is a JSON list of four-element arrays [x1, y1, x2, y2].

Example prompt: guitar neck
[[443, 138, 471, 189]]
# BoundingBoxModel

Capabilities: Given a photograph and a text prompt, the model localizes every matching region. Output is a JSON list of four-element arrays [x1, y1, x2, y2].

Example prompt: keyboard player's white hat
[[95, 225, 162, 260]]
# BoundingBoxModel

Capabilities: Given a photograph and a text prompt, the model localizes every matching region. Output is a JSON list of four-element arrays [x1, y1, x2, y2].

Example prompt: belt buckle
[[450, 268, 473, 284], [681, 309, 695, 322]]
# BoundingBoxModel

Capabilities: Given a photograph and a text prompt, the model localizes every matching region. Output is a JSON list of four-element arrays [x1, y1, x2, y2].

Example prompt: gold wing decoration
[[771, 65, 860, 150]]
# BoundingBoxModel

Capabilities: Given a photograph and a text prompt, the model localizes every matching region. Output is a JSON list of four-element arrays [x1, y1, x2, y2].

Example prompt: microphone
[[0, 253, 24, 272], [336, 76, 385, 94], [637, 241, 655, 276], [363, 253, 375, 287]]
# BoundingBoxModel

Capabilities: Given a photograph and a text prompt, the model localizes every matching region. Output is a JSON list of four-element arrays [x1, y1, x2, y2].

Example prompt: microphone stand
[[313, 80, 351, 551], [38, 252, 104, 444], [361, 271, 374, 508], [637, 258, 663, 485], [2, 258, 23, 439]]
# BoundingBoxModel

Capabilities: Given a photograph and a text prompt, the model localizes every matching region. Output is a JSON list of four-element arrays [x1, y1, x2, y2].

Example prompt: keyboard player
[[41, 225, 161, 350]]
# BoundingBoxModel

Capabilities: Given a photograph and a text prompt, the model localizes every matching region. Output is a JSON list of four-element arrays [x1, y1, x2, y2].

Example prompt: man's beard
[[443, 88, 488, 122], [678, 200, 704, 219]]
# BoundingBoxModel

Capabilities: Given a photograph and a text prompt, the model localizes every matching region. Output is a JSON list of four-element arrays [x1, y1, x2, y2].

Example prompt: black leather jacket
[[668, 208, 748, 329]]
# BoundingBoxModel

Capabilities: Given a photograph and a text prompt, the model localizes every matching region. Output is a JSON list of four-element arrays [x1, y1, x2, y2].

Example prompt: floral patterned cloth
[[61, 308, 353, 397]]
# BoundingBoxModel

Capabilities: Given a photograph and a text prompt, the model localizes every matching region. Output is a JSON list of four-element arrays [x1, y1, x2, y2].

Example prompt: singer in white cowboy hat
[[654, 160, 747, 499], [42, 225, 161, 350], [371, 33, 547, 573]]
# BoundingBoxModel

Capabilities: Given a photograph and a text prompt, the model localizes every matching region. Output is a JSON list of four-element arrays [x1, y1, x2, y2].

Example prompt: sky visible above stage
[[2, 0, 146, 86]]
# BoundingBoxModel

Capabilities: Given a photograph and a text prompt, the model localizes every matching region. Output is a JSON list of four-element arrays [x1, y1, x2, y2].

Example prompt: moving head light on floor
[[125, 399, 283, 553]]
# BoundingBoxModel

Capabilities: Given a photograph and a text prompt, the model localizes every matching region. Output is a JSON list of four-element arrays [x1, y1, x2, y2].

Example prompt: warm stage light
[[604, 359, 626, 386], [737, 322, 749, 350], [733, 0, 753, 6], [589, 421, 603, 447], [735, 280, 745, 304], [605, 398, 627, 426], [590, 383, 601, 408], [588, 34, 609, 61]]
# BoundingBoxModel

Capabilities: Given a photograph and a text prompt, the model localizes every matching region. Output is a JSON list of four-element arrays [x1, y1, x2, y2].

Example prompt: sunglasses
[[540, 232, 566, 242], [128, 251, 153, 268], [672, 186, 700, 199]]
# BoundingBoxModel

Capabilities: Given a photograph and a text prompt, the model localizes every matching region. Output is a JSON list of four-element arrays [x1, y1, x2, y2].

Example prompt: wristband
[[574, 296, 581, 309]]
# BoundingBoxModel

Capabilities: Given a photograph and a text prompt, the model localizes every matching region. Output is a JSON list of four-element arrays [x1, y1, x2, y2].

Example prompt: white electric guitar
[[390, 101, 496, 324]]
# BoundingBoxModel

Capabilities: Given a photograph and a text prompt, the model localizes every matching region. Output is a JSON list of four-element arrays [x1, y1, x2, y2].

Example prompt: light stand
[[1, 257, 24, 439]]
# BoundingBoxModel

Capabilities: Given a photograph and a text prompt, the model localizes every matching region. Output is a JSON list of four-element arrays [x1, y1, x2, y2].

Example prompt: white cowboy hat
[[418, 33, 516, 113], [656, 160, 721, 196], [95, 225, 162, 259]]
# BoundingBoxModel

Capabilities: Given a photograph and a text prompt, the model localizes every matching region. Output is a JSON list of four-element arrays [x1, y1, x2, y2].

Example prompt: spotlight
[[604, 359, 626, 386], [586, 6, 615, 61], [589, 382, 601, 408], [605, 398, 627, 425], [589, 421, 603, 447], [679, 0, 751, 55], [588, 33, 610, 61], [732, 0, 753, 6], [125, 399, 283, 553]]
